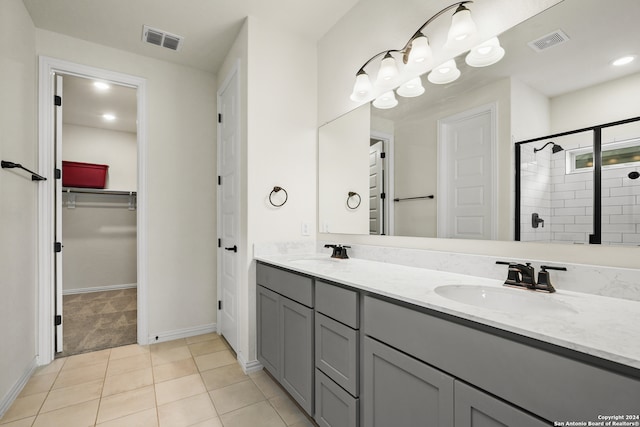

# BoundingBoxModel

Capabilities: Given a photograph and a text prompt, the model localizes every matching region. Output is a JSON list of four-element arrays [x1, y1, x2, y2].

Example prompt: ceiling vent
[[528, 29, 570, 52], [142, 25, 184, 51]]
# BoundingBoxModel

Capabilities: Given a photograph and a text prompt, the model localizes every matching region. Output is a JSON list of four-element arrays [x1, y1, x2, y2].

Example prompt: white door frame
[[37, 56, 148, 364], [216, 60, 241, 349], [437, 103, 498, 240], [370, 130, 395, 236]]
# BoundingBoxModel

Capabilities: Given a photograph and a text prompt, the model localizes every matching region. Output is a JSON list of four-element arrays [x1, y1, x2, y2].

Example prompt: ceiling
[[24, 0, 361, 133], [22, 0, 359, 74]]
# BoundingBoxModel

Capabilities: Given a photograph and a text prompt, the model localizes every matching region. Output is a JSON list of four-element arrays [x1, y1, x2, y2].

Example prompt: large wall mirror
[[318, 0, 640, 244]]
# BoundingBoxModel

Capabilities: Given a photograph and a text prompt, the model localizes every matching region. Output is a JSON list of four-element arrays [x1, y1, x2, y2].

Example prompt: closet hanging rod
[[1, 160, 47, 181], [393, 195, 434, 202], [63, 187, 136, 196]]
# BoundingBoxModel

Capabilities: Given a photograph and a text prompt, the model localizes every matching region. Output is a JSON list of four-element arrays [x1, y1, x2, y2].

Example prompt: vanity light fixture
[[427, 59, 461, 84], [397, 76, 425, 97], [612, 55, 635, 66], [465, 37, 505, 67], [350, 1, 493, 109], [445, 3, 478, 45], [372, 91, 398, 109]]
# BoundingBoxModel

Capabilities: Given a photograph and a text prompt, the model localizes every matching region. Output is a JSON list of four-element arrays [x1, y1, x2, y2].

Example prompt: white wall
[[36, 30, 218, 339], [317, 0, 640, 269], [0, 0, 37, 415], [63, 124, 137, 191], [217, 16, 318, 367], [319, 103, 370, 234]]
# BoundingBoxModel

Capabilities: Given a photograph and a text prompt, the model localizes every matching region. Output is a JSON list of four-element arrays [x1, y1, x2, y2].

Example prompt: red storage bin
[[62, 161, 108, 188]]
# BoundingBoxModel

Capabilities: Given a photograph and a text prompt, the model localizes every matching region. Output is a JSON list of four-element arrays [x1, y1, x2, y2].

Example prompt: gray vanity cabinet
[[363, 336, 454, 427], [454, 381, 548, 427], [314, 280, 360, 427], [256, 263, 314, 415], [280, 296, 314, 414]]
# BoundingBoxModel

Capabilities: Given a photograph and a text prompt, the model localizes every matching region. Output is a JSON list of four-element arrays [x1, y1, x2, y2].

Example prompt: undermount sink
[[434, 285, 578, 315]]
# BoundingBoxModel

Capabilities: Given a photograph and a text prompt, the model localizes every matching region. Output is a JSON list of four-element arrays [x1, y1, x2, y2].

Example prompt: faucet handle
[[536, 265, 566, 293]]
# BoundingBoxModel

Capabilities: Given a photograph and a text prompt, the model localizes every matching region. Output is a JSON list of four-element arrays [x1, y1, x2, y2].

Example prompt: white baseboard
[[63, 283, 137, 295], [238, 353, 263, 375], [0, 357, 38, 419], [148, 323, 217, 344]]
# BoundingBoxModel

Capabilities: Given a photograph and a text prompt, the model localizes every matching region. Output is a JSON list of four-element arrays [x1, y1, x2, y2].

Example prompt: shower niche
[[515, 116, 640, 246]]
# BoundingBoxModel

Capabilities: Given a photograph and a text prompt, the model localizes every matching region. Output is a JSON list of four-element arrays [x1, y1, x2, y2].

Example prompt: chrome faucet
[[496, 261, 566, 293], [324, 244, 350, 259]]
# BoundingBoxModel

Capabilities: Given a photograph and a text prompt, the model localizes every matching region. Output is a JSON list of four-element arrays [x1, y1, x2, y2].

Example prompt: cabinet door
[[454, 381, 549, 427], [363, 337, 454, 427], [280, 297, 314, 415], [257, 285, 280, 377], [316, 369, 359, 427], [316, 313, 359, 396]]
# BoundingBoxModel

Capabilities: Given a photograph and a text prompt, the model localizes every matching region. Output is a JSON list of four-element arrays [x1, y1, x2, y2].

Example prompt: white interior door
[[369, 140, 384, 235], [217, 66, 240, 352], [438, 104, 496, 240], [54, 74, 64, 353]]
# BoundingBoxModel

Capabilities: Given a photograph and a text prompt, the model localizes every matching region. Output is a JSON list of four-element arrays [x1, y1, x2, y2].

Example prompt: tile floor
[[0, 333, 316, 427]]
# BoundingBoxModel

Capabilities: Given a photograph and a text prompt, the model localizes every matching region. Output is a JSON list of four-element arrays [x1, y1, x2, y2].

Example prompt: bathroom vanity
[[255, 255, 640, 427]]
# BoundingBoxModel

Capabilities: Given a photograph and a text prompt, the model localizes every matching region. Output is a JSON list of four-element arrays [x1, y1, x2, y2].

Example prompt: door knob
[[224, 245, 237, 253]]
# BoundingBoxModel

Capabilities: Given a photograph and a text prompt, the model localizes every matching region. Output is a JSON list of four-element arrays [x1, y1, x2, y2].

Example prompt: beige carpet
[[59, 288, 137, 357]]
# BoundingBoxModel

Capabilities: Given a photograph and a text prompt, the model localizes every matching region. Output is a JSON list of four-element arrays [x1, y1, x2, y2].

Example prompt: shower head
[[629, 171, 640, 180], [534, 141, 564, 154]]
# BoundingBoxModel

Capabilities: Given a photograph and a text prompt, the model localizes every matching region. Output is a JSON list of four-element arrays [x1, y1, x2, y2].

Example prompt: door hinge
[[54, 95, 62, 106], [218, 238, 221, 248], [218, 176, 221, 185], [55, 315, 62, 326], [54, 242, 62, 253], [218, 113, 222, 123], [218, 300, 222, 310], [381, 192, 386, 200], [380, 152, 386, 159], [55, 168, 61, 179]]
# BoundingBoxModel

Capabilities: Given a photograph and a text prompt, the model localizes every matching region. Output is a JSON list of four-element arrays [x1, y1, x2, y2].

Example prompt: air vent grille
[[142, 25, 183, 51], [528, 29, 570, 52]]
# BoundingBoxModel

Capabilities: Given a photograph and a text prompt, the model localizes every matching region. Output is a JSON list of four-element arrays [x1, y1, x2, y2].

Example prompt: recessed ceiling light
[[93, 81, 110, 91], [102, 113, 116, 121], [612, 55, 635, 66]]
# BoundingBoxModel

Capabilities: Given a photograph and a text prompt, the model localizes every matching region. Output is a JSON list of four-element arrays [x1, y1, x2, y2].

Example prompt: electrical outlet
[[301, 222, 310, 236]]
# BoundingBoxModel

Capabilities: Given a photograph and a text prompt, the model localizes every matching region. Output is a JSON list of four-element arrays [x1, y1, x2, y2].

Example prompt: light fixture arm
[[355, 0, 473, 74]]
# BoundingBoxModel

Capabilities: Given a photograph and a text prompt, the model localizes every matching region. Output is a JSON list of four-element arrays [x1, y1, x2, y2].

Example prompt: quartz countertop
[[255, 253, 640, 371]]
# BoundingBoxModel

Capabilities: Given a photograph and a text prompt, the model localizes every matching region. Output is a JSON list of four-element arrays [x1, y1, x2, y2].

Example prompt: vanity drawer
[[257, 262, 313, 307], [315, 280, 359, 328], [363, 295, 640, 422], [316, 313, 359, 396], [315, 369, 359, 427]]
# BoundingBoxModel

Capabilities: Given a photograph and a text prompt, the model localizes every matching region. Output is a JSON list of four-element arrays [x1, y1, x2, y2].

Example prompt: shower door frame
[[514, 115, 640, 243]]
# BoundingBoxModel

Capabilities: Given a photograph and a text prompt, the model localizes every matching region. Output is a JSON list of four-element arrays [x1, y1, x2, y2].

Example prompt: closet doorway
[[56, 74, 138, 356], [37, 57, 148, 364]]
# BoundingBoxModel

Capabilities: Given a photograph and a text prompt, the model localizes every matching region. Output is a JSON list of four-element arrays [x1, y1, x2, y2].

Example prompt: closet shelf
[[63, 187, 137, 210], [63, 187, 136, 196]]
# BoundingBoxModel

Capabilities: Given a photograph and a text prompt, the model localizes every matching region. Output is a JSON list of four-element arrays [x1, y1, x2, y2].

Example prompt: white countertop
[[255, 253, 640, 371]]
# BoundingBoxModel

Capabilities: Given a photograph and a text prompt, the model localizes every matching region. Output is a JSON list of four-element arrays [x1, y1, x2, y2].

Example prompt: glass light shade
[[408, 35, 432, 65], [376, 53, 399, 85], [397, 77, 425, 98], [465, 37, 505, 67], [427, 59, 461, 84], [446, 5, 477, 44], [350, 72, 373, 102], [372, 91, 398, 109]]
